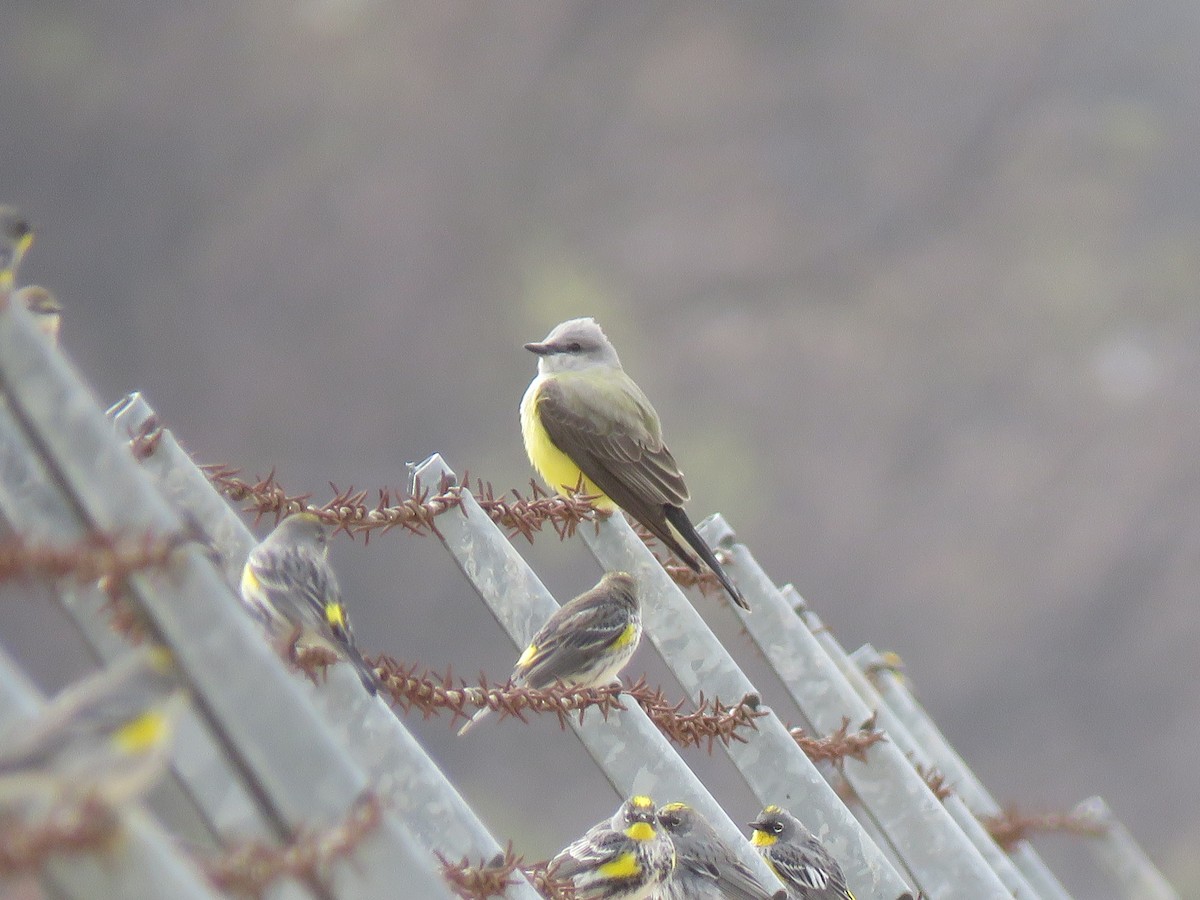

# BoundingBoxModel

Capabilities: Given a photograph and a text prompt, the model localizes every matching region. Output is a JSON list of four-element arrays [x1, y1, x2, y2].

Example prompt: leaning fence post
[[411, 453, 783, 894], [0, 298, 454, 900], [847, 640, 1076, 900], [578, 510, 919, 900]]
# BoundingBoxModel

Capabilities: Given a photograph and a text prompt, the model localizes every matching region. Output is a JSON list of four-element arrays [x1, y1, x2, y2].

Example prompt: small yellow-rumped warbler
[[550, 795, 675, 900], [0, 647, 185, 809], [14, 286, 62, 344], [0, 206, 33, 291], [656, 802, 785, 900], [240, 512, 379, 694], [749, 806, 856, 900], [458, 570, 641, 735]]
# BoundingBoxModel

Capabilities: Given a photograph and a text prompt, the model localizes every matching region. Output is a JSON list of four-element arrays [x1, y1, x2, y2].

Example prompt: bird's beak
[[524, 341, 552, 355], [748, 819, 766, 831]]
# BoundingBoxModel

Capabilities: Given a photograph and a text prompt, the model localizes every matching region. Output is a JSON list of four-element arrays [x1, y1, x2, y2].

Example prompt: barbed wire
[[981, 807, 1107, 851], [912, 762, 954, 801], [372, 657, 766, 752], [0, 531, 186, 588], [201, 465, 727, 595], [197, 792, 383, 898], [787, 715, 888, 767], [437, 845, 576, 900], [0, 795, 117, 876]]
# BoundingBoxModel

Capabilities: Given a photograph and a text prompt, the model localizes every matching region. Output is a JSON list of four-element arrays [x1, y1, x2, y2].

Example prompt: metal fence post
[[0, 300, 453, 899], [848, 641, 1076, 900], [1072, 797, 1178, 900], [106, 396, 541, 899], [411, 453, 783, 893], [577, 510, 917, 900], [683, 515, 1012, 899]]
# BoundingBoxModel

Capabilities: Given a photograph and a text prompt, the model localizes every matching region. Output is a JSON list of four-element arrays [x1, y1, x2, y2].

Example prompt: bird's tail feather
[[663, 505, 749, 610]]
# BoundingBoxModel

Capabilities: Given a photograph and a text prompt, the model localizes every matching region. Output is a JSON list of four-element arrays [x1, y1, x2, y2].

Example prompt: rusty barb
[[981, 806, 1108, 851], [198, 792, 383, 898], [912, 762, 955, 801], [201, 465, 731, 595], [787, 716, 888, 768], [0, 531, 187, 588], [372, 657, 767, 753], [0, 794, 119, 876], [439, 846, 576, 900]]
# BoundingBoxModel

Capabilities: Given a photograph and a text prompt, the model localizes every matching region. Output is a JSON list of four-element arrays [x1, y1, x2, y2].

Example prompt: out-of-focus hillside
[[2, 3, 1197, 895]]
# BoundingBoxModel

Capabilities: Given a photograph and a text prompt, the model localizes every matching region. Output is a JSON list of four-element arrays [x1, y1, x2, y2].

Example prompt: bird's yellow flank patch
[[325, 603, 346, 629], [598, 852, 641, 880], [517, 642, 539, 669], [625, 822, 655, 842], [240, 565, 261, 599], [114, 711, 168, 754], [751, 830, 777, 848], [609, 622, 638, 650], [660, 801, 687, 813]]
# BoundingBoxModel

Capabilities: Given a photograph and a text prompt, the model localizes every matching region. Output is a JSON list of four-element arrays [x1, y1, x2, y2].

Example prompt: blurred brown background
[[2, 2, 1197, 896]]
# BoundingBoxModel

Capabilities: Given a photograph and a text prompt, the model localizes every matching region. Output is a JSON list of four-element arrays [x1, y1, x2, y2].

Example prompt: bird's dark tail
[[663, 505, 749, 610], [344, 642, 381, 695]]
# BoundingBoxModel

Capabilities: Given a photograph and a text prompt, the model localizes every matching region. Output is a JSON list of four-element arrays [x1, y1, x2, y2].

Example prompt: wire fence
[[0, 291, 1180, 899]]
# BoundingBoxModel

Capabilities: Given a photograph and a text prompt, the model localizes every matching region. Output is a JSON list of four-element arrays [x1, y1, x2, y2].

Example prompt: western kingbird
[[14, 286, 62, 344], [521, 317, 748, 609], [0, 207, 33, 291], [458, 570, 641, 735]]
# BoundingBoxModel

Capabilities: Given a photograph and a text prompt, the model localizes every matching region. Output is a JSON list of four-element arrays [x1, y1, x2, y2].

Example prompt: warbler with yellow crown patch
[[241, 512, 379, 694], [458, 571, 641, 735], [521, 317, 748, 610], [657, 801, 785, 900], [0, 647, 185, 809], [550, 795, 675, 900], [0, 206, 33, 292], [749, 806, 856, 899]]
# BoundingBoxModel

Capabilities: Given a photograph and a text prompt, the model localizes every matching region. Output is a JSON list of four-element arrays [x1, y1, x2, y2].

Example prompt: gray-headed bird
[[521, 317, 747, 609], [0, 207, 33, 291], [240, 512, 379, 694], [749, 806, 856, 900], [0, 647, 185, 809], [656, 801, 785, 899], [458, 570, 641, 735], [550, 795, 675, 900]]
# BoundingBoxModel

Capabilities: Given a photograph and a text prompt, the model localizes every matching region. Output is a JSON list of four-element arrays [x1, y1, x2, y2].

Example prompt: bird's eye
[[568, 341, 582, 353], [772, 822, 784, 834]]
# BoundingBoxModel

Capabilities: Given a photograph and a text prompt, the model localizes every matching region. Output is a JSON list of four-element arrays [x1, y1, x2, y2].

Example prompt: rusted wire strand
[[0, 795, 118, 875], [373, 657, 767, 753], [787, 716, 887, 767], [202, 465, 726, 595], [0, 531, 186, 587], [197, 792, 383, 897], [438, 847, 575, 900], [981, 807, 1107, 851]]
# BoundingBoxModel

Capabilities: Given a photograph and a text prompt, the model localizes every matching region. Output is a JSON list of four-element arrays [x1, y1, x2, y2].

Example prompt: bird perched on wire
[[749, 806, 856, 900], [458, 570, 641, 735], [240, 512, 379, 694], [0, 646, 186, 810], [550, 795, 675, 900], [521, 317, 748, 610], [656, 802, 785, 899], [14, 286, 63, 344], [0, 206, 33, 291]]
